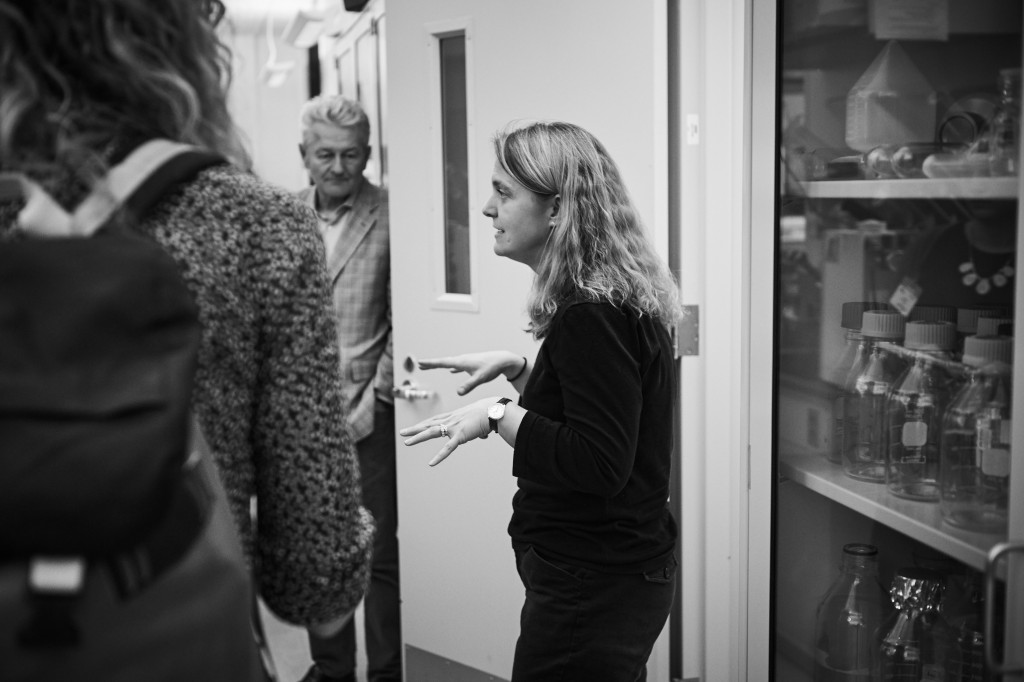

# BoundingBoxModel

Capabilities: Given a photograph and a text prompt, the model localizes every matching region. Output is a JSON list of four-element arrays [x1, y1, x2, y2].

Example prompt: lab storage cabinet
[[752, 1, 1024, 679]]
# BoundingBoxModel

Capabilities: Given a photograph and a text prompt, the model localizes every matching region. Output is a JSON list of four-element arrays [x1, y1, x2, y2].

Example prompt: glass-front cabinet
[[760, 1, 1024, 680]]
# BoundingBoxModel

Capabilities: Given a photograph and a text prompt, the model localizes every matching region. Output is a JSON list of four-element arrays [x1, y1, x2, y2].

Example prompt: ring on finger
[[439, 423, 449, 438]]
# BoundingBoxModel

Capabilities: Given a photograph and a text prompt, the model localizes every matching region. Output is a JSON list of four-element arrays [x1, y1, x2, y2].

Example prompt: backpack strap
[[72, 140, 224, 237], [0, 140, 223, 238]]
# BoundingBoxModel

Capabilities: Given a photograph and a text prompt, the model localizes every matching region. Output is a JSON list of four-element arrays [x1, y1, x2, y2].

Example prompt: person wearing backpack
[[0, 1, 374, 679]]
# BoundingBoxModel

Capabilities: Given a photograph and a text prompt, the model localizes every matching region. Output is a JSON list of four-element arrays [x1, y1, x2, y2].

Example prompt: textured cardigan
[[0, 164, 374, 626]]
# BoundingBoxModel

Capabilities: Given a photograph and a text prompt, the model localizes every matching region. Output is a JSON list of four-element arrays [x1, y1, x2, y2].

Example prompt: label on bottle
[[982, 447, 1011, 477], [890, 277, 922, 316], [901, 421, 928, 447]]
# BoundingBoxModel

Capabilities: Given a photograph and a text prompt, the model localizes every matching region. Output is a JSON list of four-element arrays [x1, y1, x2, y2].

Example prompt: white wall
[[219, 11, 312, 193]]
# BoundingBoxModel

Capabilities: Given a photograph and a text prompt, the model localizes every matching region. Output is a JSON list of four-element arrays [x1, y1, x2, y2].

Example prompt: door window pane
[[439, 33, 470, 295]]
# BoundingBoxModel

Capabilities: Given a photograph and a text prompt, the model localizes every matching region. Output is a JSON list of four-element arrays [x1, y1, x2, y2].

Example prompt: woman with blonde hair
[[402, 120, 682, 681]]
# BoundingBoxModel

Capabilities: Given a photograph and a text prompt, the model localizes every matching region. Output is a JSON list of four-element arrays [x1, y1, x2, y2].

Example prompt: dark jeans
[[511, 545, 676, 682], [310, 400, 402, 682]]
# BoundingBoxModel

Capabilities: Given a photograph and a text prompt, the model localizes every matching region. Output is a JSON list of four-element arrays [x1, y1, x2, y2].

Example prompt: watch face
[[488, 403, 505, 420]]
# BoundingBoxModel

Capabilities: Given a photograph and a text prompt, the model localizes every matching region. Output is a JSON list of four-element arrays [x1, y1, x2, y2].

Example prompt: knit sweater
[[0, 164, 374, 626]]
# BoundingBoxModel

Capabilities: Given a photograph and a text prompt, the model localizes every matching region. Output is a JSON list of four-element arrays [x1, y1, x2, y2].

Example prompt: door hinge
[[675, 305, 699, 357]]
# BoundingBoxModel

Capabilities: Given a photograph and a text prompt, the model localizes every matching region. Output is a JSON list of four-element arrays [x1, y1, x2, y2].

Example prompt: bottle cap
[[842, 543, 878, 557], [841, 302, 888, 330], [958, 306, 1008, 334], [962, 335, 1014, 368], [904, 321, 957, 351], [976, 317, 1013, 336], [908, 304, 957, 324], [861, 310, 906, 339], [889, 567, 945, 612]]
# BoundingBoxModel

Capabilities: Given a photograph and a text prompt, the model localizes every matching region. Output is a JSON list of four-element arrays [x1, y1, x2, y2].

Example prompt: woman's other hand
[[418, 351, 526, 395], [399, 397, 499, 466]]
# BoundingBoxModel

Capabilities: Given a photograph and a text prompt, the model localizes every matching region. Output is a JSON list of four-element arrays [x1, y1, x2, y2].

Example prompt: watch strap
[[489, 397, 513, 433]]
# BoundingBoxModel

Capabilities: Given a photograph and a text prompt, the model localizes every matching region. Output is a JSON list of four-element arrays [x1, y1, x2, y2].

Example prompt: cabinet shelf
[[778, 449, 1005, 573], [799, 177, 1019, 200]]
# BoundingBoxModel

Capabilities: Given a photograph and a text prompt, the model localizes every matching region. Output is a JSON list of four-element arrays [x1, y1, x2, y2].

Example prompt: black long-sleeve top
[[509, 301, 678, 573]]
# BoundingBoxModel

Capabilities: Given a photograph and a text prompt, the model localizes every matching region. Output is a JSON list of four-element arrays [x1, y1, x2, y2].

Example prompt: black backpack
[[0, 141, 274, 680]]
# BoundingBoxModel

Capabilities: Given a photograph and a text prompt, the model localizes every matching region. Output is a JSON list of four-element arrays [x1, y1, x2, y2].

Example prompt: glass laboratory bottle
[[877, 567, 952, 682], [945, 571, 993, 682], [957, 307, 1009, 358], [988, 68, 1022, 177], [813, 543, 889, 682], [885, 321, 958, 501], [829, 302, 888, 465], [939, 335, 1014, 532], [845, 310, 906, 482]]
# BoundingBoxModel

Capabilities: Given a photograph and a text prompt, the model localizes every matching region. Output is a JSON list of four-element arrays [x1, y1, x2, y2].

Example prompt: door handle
[[392, 380, 434, 401], [984, 540, 1024, 675]]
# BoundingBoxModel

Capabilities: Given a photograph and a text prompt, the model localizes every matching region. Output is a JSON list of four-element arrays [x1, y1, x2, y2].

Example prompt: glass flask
[[813, 543, 889, 682], [939, 335, 1014, 532], [845, 310, 906, 482], [885, 321, 958, 501], [988, 68, 1022, 177], [945, 571, 993, 682], [877, 567, 952, 682]]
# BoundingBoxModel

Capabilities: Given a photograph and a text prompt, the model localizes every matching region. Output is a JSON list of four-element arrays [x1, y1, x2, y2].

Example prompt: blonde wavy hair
[[493, 121, 683, 339], [0, 0, 249, 183]]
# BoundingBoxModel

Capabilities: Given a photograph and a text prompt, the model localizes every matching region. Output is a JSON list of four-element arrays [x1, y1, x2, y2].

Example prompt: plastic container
[[939, 335, 1013, 532], [845, 310, 906, 482], [813, 543, 890, 682], [846, 42, 937, 153], [885, 321, 958, 501]]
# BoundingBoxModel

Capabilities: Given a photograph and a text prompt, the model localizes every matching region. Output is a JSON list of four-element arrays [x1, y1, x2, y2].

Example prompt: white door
[[386, 2, 670, 679]]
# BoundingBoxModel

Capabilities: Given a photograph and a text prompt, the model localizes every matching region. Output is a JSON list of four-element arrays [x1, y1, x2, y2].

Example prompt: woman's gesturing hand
[[399, 397, 500, 466], [417, 351, 525, 396]]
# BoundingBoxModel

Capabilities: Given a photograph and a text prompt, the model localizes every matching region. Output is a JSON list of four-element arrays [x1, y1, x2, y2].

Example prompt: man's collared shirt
[[307, 185, 362, 256]]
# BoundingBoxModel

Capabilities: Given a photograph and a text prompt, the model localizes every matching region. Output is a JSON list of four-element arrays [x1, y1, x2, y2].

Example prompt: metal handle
[[392, 381, 434, 401], [984, 540, 1024, 675]]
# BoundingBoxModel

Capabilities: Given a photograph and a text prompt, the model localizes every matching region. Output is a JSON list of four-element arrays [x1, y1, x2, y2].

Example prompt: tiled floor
[[260, 601, 368, 682]]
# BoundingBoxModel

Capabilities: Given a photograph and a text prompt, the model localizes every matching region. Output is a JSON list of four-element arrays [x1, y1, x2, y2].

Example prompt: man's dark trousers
[[310, 400, 402, 681]]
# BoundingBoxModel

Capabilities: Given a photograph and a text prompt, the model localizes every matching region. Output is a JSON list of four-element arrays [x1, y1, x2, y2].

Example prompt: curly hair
[[493, 120, 684, 339], [0, 0, 249, 183]]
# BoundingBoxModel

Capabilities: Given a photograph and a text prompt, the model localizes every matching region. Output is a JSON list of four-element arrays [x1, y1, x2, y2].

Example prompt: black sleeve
[[513, 304, 642, 497]]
